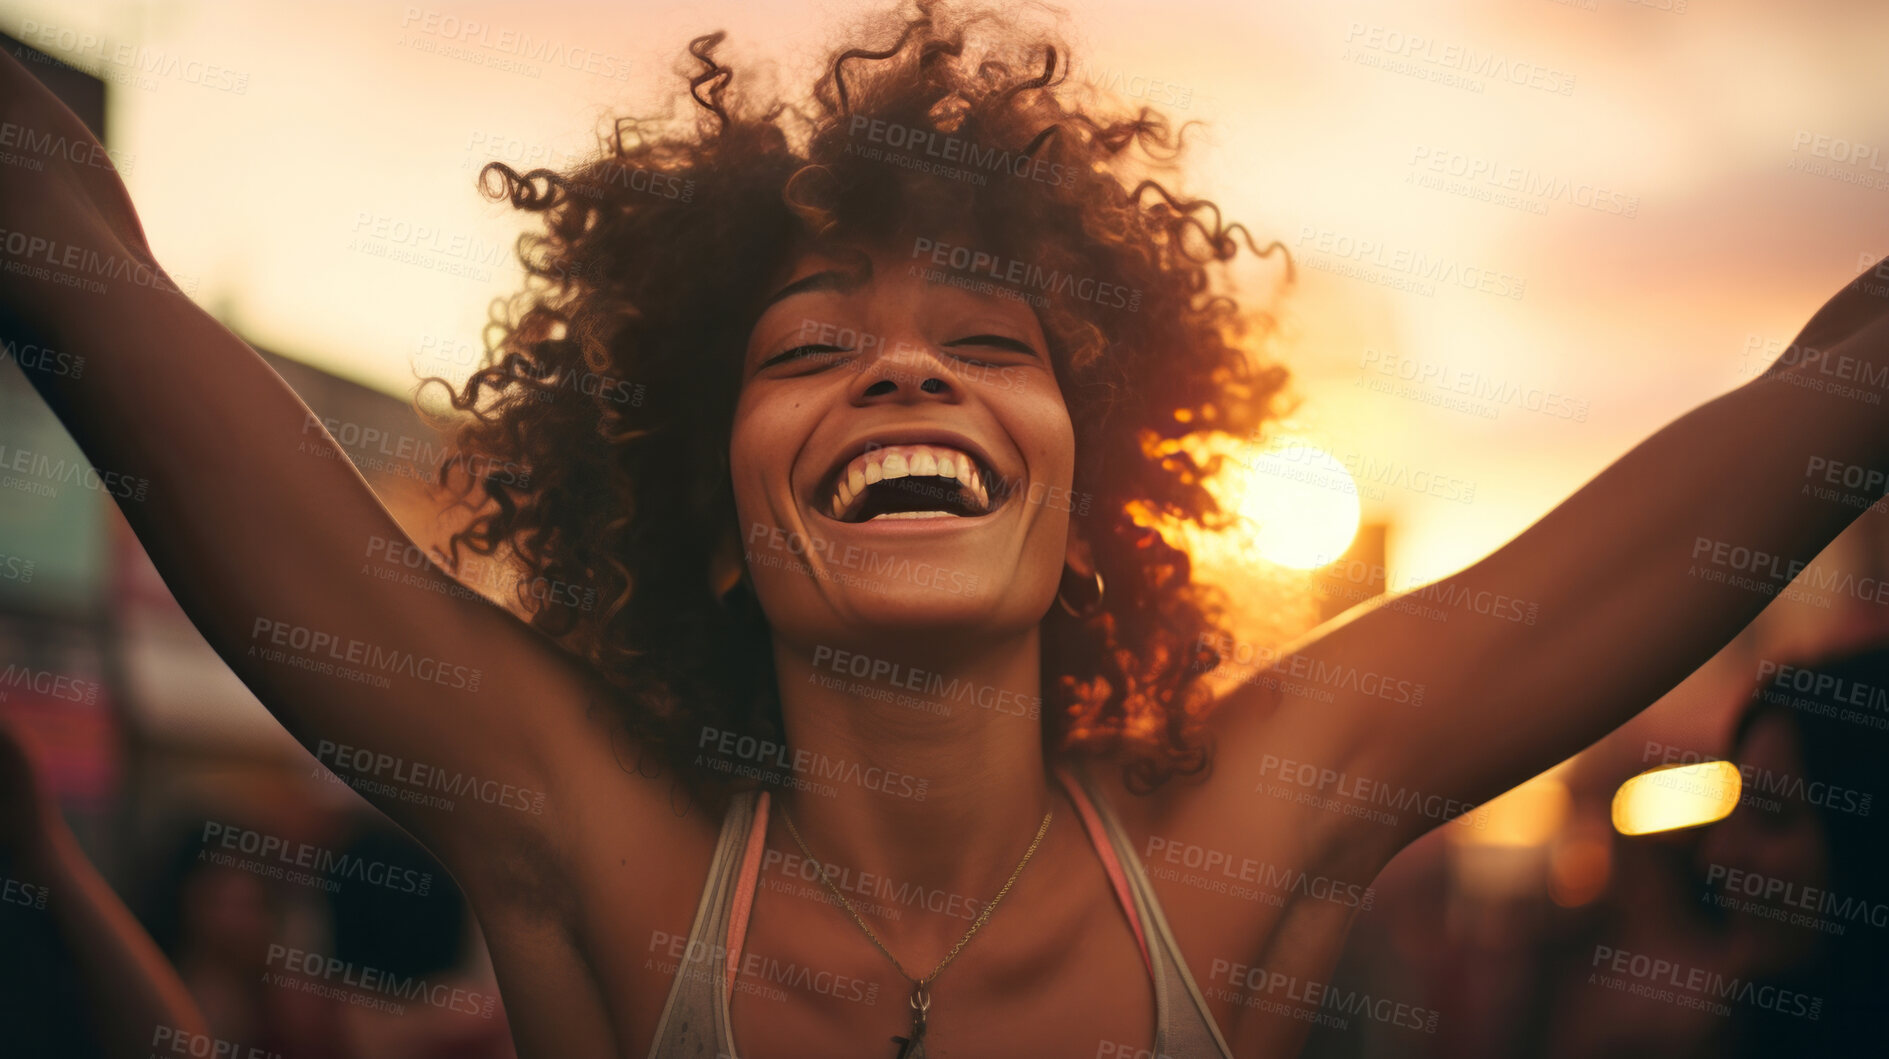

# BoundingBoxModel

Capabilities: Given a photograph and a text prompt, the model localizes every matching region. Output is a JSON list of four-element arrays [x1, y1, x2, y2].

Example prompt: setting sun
[[1138, 433, 1364, 579], [1221, 437, 1363, 570]]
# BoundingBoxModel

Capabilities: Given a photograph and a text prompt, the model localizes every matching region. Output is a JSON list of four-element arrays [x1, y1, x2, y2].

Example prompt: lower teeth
[[867, 510, 960, 521]]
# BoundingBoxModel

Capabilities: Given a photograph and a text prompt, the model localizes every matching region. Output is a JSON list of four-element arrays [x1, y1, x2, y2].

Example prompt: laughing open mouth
[[823, 443, 1009, 523]]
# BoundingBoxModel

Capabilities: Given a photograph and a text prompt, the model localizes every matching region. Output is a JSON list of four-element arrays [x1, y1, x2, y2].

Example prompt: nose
[[851, 342, 962, 406]]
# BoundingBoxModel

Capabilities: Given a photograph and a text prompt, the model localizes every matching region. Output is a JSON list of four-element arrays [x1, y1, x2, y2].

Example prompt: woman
[[3, 2, 1887, 1055]]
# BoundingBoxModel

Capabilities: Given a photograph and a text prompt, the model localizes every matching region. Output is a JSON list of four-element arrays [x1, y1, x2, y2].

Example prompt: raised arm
[[0, 49, 677, 898], [1199, 264, 1889, 870]]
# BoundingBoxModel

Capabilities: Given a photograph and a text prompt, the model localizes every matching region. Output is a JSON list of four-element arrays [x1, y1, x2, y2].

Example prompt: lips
[[813, 434, 1013, 524]]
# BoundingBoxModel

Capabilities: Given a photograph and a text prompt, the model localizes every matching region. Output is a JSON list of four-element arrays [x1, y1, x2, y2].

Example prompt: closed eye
[[944, 334, 1040, 359], [760, 344, 851, 371]]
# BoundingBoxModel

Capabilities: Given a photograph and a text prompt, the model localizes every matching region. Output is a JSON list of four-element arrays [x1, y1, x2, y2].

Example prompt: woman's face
[[730, 240, 1078, 654]]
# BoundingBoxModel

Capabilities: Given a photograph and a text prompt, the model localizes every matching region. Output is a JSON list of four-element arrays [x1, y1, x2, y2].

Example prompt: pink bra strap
[[1054, 765, 1153, 977], [725, 790, 771, 1001]]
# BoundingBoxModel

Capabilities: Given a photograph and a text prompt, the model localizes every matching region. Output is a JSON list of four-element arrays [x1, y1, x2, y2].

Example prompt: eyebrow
[[759, 265, 870, 312]]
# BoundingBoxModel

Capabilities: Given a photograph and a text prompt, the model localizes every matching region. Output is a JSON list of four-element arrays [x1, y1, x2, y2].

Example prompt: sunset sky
[[8, 0, 1889, 582]]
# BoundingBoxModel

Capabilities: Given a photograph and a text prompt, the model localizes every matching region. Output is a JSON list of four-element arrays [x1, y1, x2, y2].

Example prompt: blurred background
[[1, 0, 1887, 1055]]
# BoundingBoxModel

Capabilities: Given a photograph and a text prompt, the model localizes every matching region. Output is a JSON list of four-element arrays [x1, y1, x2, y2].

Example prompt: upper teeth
[[828, 443, 992, 521]]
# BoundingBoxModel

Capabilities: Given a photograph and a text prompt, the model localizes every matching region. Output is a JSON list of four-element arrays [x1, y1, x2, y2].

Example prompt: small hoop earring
[[1057, 566, 1105, 619]]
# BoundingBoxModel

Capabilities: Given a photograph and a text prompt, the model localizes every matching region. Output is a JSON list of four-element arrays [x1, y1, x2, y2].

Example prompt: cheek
[[1005, 380, 1077, 479], [728, 389, 819, 527], [727, 399, 780, 536]]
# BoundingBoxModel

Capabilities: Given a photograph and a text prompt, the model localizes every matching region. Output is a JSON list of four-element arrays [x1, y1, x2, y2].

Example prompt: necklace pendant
[[891, 983, 930, 1058]]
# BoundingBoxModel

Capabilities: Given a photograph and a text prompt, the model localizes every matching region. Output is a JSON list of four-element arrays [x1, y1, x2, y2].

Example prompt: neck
[[768, 626, 1055, 906]]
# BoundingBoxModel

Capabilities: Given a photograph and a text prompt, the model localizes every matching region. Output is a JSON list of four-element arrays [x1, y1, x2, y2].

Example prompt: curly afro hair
[[423, 0, 1293, 809]]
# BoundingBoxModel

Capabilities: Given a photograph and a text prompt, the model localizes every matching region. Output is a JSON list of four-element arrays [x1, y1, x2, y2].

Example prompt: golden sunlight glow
[[18, 0, 1865, 587], [1548, 830, 1613, 908], [1229, 439, 1362, 569], [1611, 761, 1742, 837], [1168, 435, 1362, 571], [1457, 775, 1570, 848], [1129, 432, 1361, 655]]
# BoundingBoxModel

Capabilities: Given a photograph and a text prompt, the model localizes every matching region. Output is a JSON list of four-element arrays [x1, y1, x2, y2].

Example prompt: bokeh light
[[1459, 774, 1570, 848], [1611, 760, 1742, 836]]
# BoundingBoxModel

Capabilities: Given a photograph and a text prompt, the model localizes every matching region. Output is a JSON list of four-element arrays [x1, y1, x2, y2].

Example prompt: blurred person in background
[[140, 819, 346, 1058], [322, 822, 516, 1059], [1695, 646, 1889, 1055], [137, 811, 513, 1057], [1529, 645, 1889, 1059], [0, 712, 209, 1057]]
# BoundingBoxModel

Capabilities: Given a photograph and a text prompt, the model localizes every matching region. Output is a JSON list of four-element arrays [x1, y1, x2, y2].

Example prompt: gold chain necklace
[[779, 804, 1054, 1059]]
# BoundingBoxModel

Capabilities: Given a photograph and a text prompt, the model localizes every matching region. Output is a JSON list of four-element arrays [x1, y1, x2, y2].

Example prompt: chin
[[758, 566, 1055, 657]]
